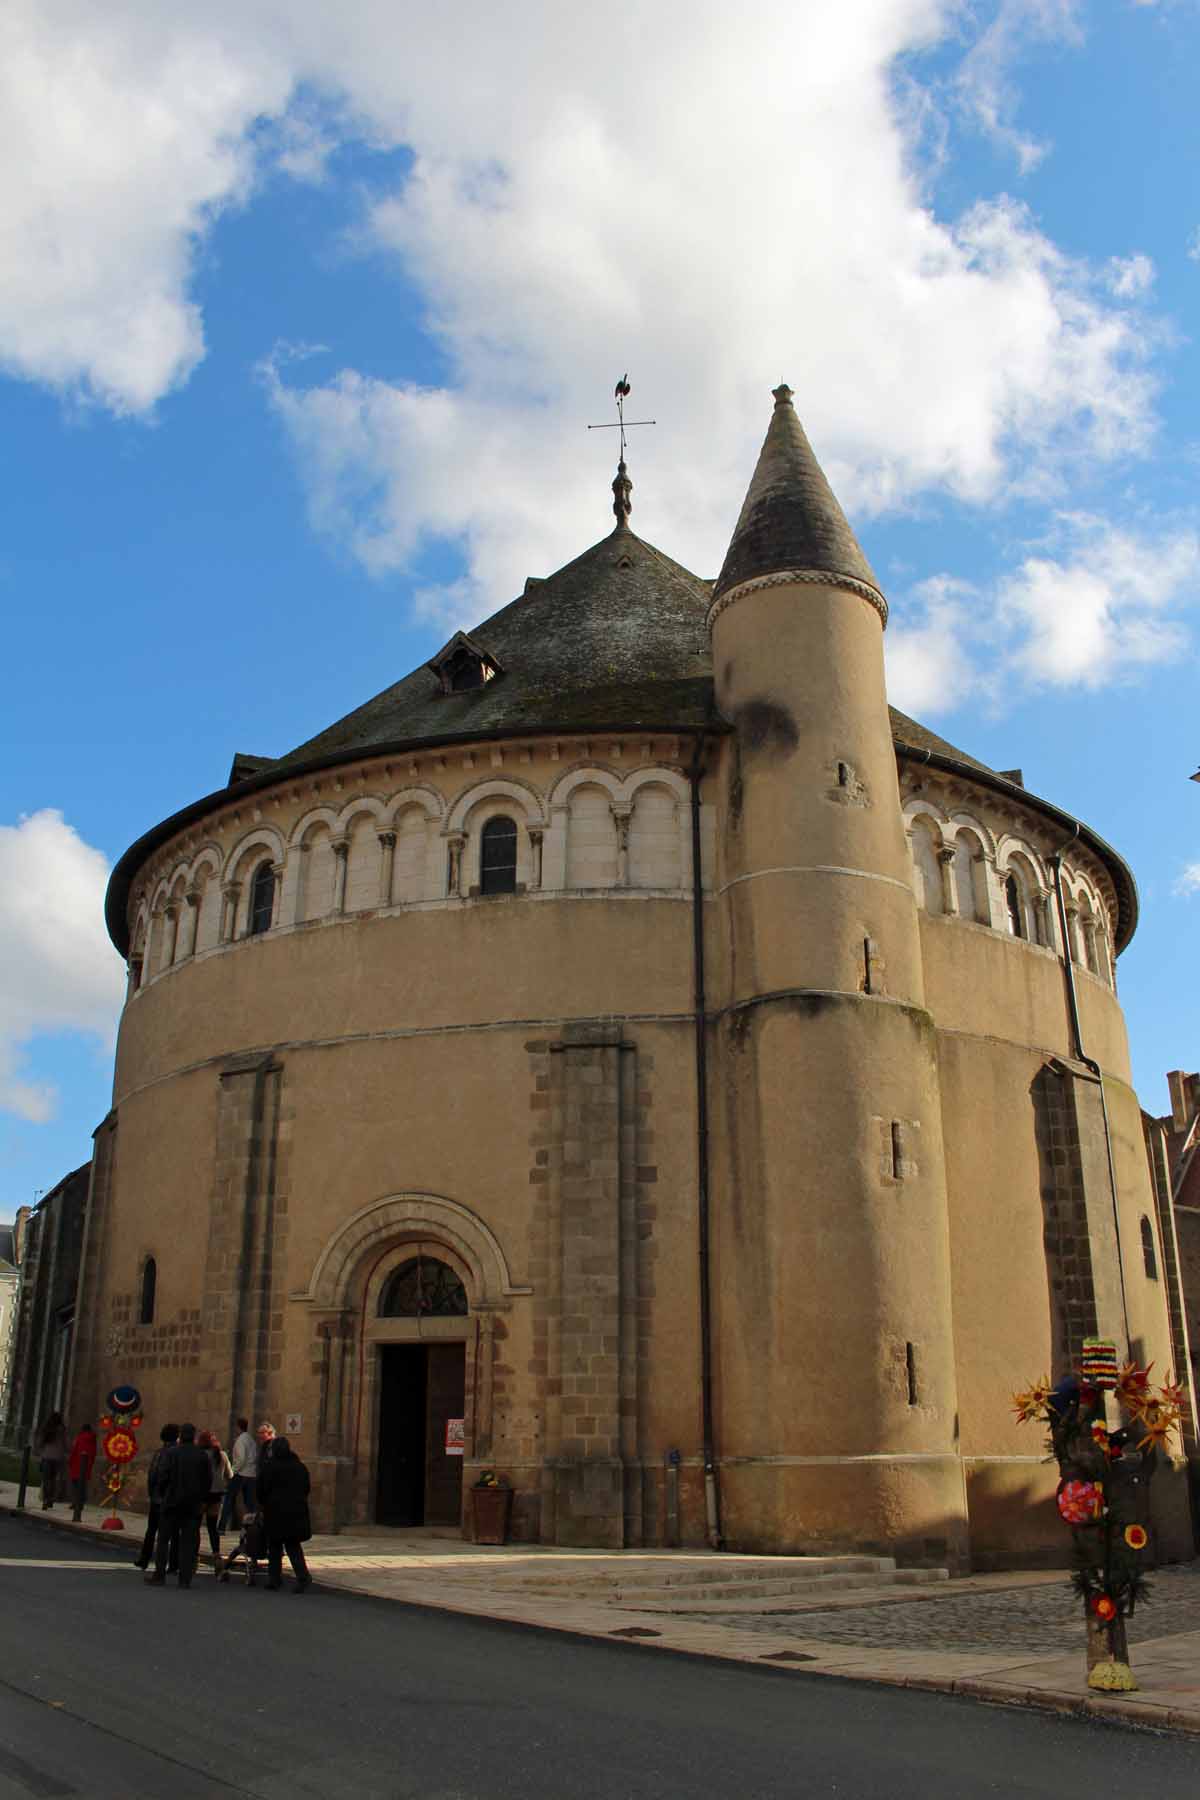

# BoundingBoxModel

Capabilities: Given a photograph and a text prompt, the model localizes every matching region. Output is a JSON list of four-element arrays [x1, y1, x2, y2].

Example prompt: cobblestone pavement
[[691, 1563, 1200, 1654]]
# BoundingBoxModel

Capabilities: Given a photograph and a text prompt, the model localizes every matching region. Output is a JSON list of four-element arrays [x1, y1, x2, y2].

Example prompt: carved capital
[[377, 829, 397, 849], [330, 837, 349, 860]]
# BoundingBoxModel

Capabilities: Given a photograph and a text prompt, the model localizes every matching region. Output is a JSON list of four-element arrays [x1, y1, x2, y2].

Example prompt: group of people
[[140, 1417, 314, 1592], [34, 1410, 313, 1593], [33, 1412, 97, 1522]]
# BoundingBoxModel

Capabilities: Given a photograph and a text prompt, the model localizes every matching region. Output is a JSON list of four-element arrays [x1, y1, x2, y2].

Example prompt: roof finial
[[772, 382, 794, 409], [612, 458, 633, 526], [587, 374, 656, 529]]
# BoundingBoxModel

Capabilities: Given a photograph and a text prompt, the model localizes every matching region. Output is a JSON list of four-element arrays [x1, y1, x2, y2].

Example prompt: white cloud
[[1187, 228, 1200, 264], [1177, 863, 1200, 896], [955, 0, 1082, 173], [0, 811, 125, 1123], [1106, 253, 1155, 298], [885, 514, 1200, 712], [0, 2, 1170, 621], [884, 577, 981, 715]]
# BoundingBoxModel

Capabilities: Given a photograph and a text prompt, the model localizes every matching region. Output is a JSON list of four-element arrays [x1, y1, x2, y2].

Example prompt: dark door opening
[[376, 1342, 466, 1527]]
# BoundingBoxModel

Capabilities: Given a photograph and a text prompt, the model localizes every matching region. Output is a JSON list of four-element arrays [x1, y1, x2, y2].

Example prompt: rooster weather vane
[[588, 374, 655, 523]]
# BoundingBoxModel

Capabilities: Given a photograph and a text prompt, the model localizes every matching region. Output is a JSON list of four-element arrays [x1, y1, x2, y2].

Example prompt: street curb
[[4, 1503, 1196, 1738]]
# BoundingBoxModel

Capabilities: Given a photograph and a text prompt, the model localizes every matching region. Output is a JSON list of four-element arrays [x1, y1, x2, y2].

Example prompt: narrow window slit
[[891, 1120, 905, 1180], [905, 1341, 918, 1406]]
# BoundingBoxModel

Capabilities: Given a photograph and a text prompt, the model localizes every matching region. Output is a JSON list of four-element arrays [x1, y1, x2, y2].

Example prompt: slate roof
[[273, 525, 719, 764], [104, 425, 1137, 956], [714, 386, 883, 603]]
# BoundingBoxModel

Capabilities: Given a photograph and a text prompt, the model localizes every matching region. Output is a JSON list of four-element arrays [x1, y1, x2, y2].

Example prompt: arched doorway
[[374, 1253, 468, 1527], [295, 1191, 531, 1532]]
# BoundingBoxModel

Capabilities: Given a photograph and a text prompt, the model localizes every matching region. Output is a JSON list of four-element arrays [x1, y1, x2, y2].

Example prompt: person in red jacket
[[68, 1424, 98, 1522]]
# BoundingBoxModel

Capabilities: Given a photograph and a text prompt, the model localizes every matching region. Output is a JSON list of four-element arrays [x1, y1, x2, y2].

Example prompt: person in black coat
[[145, 1422, 212, 1588], [135, 1423, 179, 1570], [255, 1437, 312, 1592]]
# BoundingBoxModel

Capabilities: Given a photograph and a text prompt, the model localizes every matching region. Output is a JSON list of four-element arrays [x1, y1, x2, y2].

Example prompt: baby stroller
[[217, 1511, 266, 1585]]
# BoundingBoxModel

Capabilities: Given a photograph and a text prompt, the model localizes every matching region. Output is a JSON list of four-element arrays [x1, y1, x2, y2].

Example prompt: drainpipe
[[688, 737, 723, 1550], [1048, 833, 1131, 1355]]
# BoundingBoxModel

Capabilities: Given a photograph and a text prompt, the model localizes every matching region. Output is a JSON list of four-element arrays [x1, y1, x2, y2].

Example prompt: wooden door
[[423, 1342, 466, 1526]]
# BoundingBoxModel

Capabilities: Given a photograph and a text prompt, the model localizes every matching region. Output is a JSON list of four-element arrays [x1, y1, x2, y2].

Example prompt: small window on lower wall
[[139, 1257, 157, 1325], [1140, 1216, 1158, 1281]]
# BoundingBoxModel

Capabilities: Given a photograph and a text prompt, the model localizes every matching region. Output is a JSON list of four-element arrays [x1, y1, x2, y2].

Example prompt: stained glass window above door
[[378, 1255, 468, 1317]]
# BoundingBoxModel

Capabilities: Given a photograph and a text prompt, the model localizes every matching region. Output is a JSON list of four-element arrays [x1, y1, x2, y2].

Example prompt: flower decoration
[[1012, 1378, 1053, 1424], [103, 1428, 137, 1464], [1091, 1594, 1117, 1621], [1115, 1361, 1153, 1418], [1124, 1524, 1148, 1551], [1135, 1399, 1180, 1455], [106, 1471, 123, 1493], [1056, 1479, 1104, 1525], [1159, 1374, 1185, 1412], [1090, 1421, 1109, 1449]]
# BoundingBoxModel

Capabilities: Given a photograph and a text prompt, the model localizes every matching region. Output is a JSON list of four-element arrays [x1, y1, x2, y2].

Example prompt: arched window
[[248, 861, 276, 936], [139, 1257, 157, 1325], [1141, 1216, 1158, 1281], [1004, 873, 1025, 939], [378, 1255, 468, 1317], [480, 816, 518, 895]]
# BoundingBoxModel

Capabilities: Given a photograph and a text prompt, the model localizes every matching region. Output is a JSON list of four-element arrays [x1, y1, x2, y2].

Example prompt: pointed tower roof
[[712, 385, 885, 618]]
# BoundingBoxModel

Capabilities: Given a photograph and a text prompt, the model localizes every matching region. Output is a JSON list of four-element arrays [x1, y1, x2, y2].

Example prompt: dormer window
[[427, 631, 503, 696]]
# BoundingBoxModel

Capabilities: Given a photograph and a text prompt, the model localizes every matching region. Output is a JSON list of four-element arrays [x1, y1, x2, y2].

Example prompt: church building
[[68, 386, 1195, 1567]]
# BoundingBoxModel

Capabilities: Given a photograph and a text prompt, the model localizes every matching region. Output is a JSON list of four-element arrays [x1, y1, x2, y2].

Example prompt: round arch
[[299, 1191, 531, 1311], [445, 777, 547, 835]]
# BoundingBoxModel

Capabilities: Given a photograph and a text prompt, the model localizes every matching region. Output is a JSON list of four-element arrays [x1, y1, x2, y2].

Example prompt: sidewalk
[[4, 1482, 1196, 1737]]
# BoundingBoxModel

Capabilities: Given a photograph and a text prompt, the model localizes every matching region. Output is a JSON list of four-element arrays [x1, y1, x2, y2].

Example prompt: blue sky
[[2, 0, 1198, 1212]]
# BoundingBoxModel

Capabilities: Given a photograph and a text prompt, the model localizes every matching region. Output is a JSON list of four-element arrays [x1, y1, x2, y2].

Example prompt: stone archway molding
[[295, 1191, 532, 1310]]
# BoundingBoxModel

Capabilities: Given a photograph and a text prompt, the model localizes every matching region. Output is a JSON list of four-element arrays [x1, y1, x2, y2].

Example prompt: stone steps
[[614, 1569, 950, 1610], [483, 1554, 950, 1608]]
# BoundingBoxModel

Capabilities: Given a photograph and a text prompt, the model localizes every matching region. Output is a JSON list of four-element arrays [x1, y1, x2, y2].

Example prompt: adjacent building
[[0, 1224, 18, 1432], [6, 1167, 90, 1448]]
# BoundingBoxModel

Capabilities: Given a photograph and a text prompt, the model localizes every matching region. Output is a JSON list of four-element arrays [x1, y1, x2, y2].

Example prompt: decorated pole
[[1013, 1340, 1182, 1694], [98, 1385, 143, 1532]]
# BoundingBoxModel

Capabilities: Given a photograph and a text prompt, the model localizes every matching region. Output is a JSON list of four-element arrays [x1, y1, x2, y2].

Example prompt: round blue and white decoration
[[106, 1384, 142, 1415]]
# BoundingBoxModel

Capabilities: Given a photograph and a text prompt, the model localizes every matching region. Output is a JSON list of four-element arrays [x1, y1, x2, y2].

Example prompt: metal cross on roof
[[587, 374, 656, 462]]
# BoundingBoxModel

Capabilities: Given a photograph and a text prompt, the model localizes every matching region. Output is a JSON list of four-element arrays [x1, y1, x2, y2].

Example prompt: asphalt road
[[0, 1516, 1194, 1799]]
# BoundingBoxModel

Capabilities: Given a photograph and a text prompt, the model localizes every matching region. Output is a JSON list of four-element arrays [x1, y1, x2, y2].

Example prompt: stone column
[[270, 862, 285, 928], [220, 883, 241, 944], [527, 827, 544, 892], [612, 806, 632, 888], [937, 845, 958, 917], [127, 956, 143, 997], [548, 1022, 634, 1548], [1065, 900, 1082, 964], [330, 839, 349, 915], [446, 832, 466, 897], [979, 851, 1002, 928], [377, 829, 397, 907], [179, 888, 200, 959], [474, 1308, 497, 1459]]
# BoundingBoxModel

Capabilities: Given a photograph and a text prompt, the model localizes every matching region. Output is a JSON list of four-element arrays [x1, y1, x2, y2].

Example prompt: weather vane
[[588, 374, 656, 459], [587, 375, 656, 523]]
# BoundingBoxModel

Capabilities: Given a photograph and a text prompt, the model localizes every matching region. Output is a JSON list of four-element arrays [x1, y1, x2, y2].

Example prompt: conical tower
[[707, 386, 968, 1565]]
